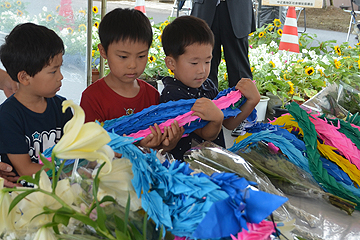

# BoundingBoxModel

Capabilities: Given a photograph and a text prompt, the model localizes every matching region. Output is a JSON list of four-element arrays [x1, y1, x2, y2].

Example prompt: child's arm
[[223, 78, 261, 130], [191, 98, 224, 141], [7, 153, 45, 176], [159, 120, 185, 152]]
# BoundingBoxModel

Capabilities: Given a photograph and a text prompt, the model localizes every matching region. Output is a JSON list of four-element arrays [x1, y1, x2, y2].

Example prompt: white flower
[[42, 6, 47, 12], [52, 100, 112, 173], [14, 171, 74, 229], [33, 227, 57, 240], [94, 158, 141, 211], [0, 178, 15, 234]]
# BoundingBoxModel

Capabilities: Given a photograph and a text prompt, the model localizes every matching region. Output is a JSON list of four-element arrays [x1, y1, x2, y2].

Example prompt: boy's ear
[[98, 44, 107, 59], [165, 56, 175, 70], [17, 71, 30, 86]]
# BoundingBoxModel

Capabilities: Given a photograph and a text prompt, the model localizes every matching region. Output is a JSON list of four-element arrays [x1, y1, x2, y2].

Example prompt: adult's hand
[[0, 162, 21, 188], [0, 69, 18, 97]]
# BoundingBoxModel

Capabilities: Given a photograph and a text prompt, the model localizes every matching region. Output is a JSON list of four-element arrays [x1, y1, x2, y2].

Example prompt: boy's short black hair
[[162, 16, 214, 59], [0, 23, 64, 83], [99, 8, 153, 53]]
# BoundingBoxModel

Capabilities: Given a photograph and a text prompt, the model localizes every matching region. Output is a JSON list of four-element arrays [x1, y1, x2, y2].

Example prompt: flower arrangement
[[0, 100, 160, 240]]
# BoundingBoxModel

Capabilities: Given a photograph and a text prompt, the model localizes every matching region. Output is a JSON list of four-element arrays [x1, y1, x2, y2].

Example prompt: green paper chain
[[286, 102, 360, 210]]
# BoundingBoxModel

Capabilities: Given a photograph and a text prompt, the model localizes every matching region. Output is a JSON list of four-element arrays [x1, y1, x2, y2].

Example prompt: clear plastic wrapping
[[184, 141, 360, 240]]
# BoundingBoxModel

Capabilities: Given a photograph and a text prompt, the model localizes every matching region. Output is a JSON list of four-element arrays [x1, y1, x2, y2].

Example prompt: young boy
[[0, 23, 72, 181], [160, 16, 260, 159], [80, 8, 183, 150]]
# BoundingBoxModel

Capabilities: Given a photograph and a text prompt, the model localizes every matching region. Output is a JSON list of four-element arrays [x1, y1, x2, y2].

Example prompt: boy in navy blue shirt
[[0, 23, 72, 182], [160, 16, 260, 159]]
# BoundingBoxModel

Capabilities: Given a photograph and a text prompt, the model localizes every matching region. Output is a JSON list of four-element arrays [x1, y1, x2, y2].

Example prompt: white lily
[[52, 100, 112, 173], [33, 226, 57, 240], [94, 158, 142, 211], [14, 171, 74, 230], [0, 178, 15, 233]]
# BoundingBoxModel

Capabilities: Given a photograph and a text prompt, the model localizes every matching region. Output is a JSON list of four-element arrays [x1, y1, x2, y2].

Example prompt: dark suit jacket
[[191, 0, 256, 39]]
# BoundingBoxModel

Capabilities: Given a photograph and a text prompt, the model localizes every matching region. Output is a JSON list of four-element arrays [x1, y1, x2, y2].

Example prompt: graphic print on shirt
[[27, 128, 62, 162], [124, 108, 135, 115]]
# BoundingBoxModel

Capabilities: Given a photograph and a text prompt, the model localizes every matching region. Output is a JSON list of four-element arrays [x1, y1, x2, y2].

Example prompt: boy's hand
[[139, 123, 166, 148], [160, 120, 185, 152], [0, 163, 21, 188], [235, 78, 261, 105], [191, 98, 223, 124]]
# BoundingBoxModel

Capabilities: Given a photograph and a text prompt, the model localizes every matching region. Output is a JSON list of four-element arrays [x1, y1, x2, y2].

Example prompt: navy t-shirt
[[160, 77, 226, 160], [0, 95, 73, 177]]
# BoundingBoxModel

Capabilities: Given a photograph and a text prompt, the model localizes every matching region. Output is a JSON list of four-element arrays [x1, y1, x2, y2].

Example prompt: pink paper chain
[[128, 90, 242, 138], [310, 114, 360, 169]]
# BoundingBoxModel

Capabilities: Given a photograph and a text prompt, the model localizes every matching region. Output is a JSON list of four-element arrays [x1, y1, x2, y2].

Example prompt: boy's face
[[27, 53, 63, 98], [100, 39, 149, 84], [168, 43, 212, 89]]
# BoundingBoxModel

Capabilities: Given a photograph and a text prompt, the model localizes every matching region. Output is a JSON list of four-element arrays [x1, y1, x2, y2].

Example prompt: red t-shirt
[[80, 78, 160, 123]]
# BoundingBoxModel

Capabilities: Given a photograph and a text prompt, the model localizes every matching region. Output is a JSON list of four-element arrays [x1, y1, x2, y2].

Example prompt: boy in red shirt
[[80, 8, 183, 150]]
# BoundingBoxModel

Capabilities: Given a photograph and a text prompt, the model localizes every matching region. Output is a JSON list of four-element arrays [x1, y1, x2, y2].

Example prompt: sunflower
[[357, 42, 360, 46], [258, 31, 265, 38], [287, 81, 294, 95], [67, 27, 74, 34], [273, 18, 281, 27], [158, 35, 162, 42], [92, 6, 98, 14], [305, 66, 315, 75], [317, 68, 324, 76], [94, 21, 99, 28], [268, 24, 274, 32], [269, 61, 275, 68], [79, 10, 86, 15], [17, 9, 23, 16], [358, 59, 360, 69], [164, 20, 169, 25], [249, 32, 254, 36], [56, 5, 60, 11], [224, 73, 227, 81], [283, 73, 288, 80], [16, 0, 21, 6], [297, 59, 303, 63], [334, 45, 341, 56], [92, 50, 95, 57], [46, 14, 53, 22], [251, 66, 254, 72], [148, 55, 156, 63], [277, 29, 283, 36], [4, 2, 11, 8], [334, 59, 341, 69], [78, 24, 87, 31], [168, 69, 174, 75]]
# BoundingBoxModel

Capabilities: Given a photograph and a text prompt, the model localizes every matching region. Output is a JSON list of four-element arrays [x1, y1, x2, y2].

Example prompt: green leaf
[[53, 213, 71, 226], [8, 189, 38, 213], [40, 153, 55, 170], [71, 214, 97, 228], [96, 204, 108, 232], [124, 194, 131, 235], [17, 175, 37, 185], [129, 222, 143, 239], [114, 215, 125, 232], [99, 195, 117, 205], [115, 229, 130, 240], [142, 211, 148, 240]]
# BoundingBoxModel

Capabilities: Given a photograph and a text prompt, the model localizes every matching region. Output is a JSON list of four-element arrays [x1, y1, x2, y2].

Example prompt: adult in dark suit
[[191, 0, 256, 88]]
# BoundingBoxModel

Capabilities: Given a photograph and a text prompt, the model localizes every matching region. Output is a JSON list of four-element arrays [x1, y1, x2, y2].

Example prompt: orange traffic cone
[[135, 0, 146, 14], [279, 7, 299, 53]]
